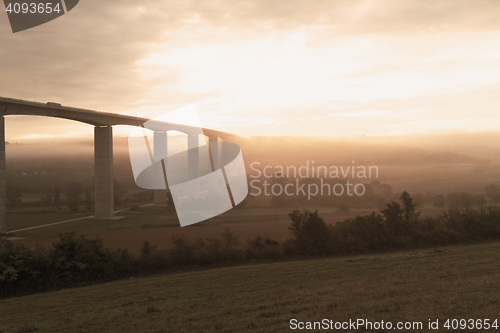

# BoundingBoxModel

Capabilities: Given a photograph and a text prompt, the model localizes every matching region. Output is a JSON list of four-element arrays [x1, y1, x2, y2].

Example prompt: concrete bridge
[[0, 96, 239, 233]]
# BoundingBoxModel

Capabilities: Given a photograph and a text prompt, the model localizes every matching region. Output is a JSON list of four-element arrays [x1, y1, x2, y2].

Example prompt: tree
[[381, 191, 420, 240], [66, 182, 84, 212], [288, 209, 305, 240], [400, 191, 419, 223], [288, 209, 330, 255], [381, 200, 403, 220], [221, 227, 239, 250]]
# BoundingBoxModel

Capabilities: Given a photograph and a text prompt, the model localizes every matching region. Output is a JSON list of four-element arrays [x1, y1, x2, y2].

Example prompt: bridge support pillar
[[94, 126, 114, 218], [154, 131, 168, 206], [208, 136, 221, 170], [208, 136, 224, 195], [188, 134, 199, 197], [0, 116, 5, 233]]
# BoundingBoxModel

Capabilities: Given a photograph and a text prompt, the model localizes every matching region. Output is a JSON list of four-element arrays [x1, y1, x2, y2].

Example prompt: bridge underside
[[0, 97, 237, 233], [0, 120, 117, 232], [0, 122, 225, 234]]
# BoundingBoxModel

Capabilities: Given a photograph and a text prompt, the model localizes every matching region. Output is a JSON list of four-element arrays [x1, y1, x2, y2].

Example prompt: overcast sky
[[1, 0, 500, 141]]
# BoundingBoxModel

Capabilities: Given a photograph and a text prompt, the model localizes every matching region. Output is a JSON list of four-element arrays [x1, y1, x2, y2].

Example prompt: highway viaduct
[[0, 96, 239, 233]]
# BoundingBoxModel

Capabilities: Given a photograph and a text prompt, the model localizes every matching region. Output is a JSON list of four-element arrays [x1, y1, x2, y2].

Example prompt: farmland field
[[1, 241, 499, 332], [9, 205, 446, 253], [6, 152, 500, 254]]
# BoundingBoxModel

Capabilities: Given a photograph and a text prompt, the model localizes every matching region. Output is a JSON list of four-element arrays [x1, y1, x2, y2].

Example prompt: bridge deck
[[0, 96, 237, 139]]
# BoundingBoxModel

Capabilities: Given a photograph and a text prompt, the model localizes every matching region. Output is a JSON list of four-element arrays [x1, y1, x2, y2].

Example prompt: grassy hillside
[[1, 241, 499, 333]]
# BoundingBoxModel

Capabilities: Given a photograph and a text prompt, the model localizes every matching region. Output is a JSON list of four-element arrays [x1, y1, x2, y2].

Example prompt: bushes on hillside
[[0, 229, 282, 298], [285, 192, 500, 256], [0, 233, 136, 297], [2, 192, 500, 298], [287, 210, 330, 255], [245, 235, 284, 261]]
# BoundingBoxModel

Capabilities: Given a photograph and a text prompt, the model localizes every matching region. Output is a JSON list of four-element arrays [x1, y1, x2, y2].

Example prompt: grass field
[[6, 211, 90, 231], [8, 205, 446, 253], [7, 205, 443, 247], [1, 241, 499, 332]]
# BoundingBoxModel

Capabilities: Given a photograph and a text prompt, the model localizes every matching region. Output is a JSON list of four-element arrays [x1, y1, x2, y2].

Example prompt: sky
[[1, 0, 500, 141]]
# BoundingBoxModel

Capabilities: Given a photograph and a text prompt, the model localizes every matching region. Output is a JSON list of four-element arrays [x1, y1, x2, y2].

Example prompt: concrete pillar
[[0, 116, 5, 233], [154, 131, 168, 206], [210, 136, 228, 183], [188, 134, 199, 197], [208, 136, 220, 171], [94, 126, 114, 218], [208, 135, 225, 195]]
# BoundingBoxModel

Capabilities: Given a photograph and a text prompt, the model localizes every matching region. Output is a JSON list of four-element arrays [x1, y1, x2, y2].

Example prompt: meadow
[[8, 204, 446, 253], [0, 241, 499, 332]]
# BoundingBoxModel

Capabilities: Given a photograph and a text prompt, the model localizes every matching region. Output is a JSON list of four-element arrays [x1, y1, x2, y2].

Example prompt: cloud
[[2, 0, 500, 140]]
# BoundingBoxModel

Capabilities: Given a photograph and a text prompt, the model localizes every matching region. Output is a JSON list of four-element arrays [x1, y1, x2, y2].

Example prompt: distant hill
[[240, 137, 489, 166]]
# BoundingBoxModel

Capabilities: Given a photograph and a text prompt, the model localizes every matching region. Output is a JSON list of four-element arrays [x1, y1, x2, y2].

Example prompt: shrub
[[288, 210, 330, 255], [138, 241, 169, 273], [285, 192, 500, 257], [108, 248, 137, 277], [51, 233, 111, 284], [245, 236, 284, 261], [3, 199, 500, 299]]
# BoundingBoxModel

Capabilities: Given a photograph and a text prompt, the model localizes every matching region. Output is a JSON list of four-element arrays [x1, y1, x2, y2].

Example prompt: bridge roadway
[[0, 96, 239, 233]]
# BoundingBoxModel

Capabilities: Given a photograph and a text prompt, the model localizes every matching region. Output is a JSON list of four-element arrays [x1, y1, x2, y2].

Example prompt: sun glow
[[130, 28, 500, 137]]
